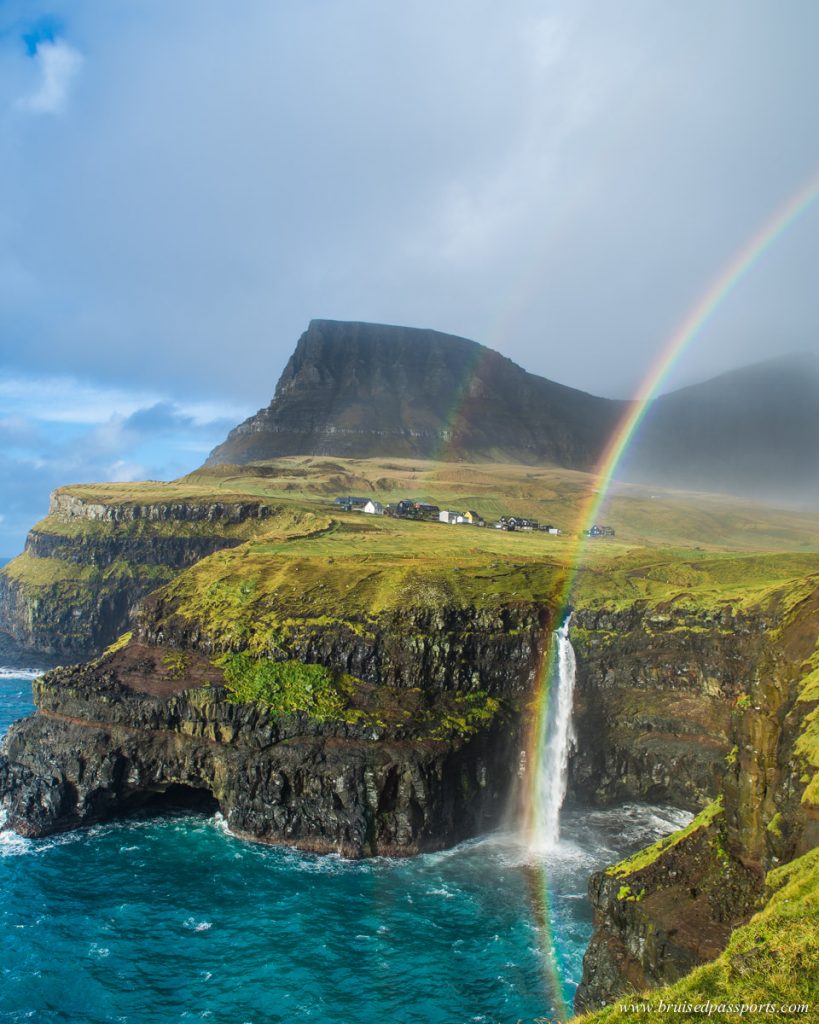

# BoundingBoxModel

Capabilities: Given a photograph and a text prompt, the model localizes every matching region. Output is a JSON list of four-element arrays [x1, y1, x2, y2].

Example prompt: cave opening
[[118, 783, 220, 821]]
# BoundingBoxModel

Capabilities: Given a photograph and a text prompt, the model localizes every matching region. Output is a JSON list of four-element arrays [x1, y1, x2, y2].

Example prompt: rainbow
[[520, 167, 819, 1016]]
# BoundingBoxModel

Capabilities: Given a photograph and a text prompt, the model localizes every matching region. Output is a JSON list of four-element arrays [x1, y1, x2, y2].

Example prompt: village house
[[585, 524, 615, 537], [463, 511, 485, 527], [362, 500, 384, 515], [496, 515, 538, 531], [414, 502, 440, 518], [334, 496, 369, 511]]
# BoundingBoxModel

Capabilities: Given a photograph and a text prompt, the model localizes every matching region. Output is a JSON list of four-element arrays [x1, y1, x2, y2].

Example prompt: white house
[[363, 500, 385, 515]]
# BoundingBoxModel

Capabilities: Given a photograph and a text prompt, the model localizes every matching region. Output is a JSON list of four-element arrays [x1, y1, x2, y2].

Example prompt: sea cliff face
[[574, 587, 819, 1014], [570, 606, 767, 811], [0, 647, 518, 856], [0, 488, 279, 658], [0, 587, 768, 860], [0, 596, 540, 855]]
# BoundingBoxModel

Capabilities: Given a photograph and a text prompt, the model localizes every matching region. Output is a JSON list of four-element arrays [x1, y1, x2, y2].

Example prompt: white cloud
[[108, 460, 146, 483], [0, 375, 248, 426], [16, 38, 83, 115]]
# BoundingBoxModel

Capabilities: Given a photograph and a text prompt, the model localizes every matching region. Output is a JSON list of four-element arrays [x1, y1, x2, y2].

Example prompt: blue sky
[[1, 1, 819, 553]]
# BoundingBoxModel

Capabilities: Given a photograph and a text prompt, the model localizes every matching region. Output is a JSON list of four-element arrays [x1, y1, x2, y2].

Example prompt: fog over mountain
[[208, 321, 819, 504]]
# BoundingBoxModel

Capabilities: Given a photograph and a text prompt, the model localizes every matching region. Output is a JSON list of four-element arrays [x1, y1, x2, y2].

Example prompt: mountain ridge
[[207, 319, 819, 502], [207, 319, 624, 469]]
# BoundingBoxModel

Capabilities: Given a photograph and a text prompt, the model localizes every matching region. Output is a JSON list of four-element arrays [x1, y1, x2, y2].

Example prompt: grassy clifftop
[[5, 457, 818, 657]]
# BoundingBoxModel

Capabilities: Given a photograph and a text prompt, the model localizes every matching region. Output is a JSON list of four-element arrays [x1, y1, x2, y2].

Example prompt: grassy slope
[[149, 498, 819, 653], [12, 455, 816, 650], [577, 847, 819, 1023]]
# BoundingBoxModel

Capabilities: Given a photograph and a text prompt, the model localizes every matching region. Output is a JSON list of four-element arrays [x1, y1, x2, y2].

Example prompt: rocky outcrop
[[0, 490, 278, 659], [569, 606, 767, 811], [47, 491, 276, 525], [574, 587, 819, 1012], [0, 637, 521, 856], [136, 597, 550, 697]]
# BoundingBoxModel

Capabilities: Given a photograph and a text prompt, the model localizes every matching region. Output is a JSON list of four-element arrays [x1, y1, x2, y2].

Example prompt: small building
[[585, 524, 615, 538], [496, 515, 538, 532], [363, 500, 384, 515], [439, 510, 467, 524], [539, 524, 561, 535], [414, 502, 440, 519], [335, 496, 369, 510], [463, 510, 485, 527]]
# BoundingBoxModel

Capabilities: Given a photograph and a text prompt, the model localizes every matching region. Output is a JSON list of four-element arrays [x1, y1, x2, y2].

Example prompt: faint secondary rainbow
[[521, 168, 819, 1014]]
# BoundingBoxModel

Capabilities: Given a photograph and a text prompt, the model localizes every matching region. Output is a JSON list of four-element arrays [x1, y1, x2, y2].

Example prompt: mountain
[[621, 353, 819, 503], [206, 320, 623, 469], [207, 320, 819, 502]]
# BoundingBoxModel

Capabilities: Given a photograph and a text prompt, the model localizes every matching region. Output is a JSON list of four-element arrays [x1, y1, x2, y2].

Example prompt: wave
[[0, 666, 44, 680]]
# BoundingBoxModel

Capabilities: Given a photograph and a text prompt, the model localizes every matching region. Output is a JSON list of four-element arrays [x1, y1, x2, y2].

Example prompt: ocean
[[0, 669, 689, 1024]]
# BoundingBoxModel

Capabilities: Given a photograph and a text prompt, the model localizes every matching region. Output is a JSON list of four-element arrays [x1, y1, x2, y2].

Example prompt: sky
[[1, 1, 818, 554]]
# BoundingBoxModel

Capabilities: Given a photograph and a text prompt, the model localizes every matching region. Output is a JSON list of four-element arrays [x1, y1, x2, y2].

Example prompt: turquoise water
[[0, 671, 689, 1024]]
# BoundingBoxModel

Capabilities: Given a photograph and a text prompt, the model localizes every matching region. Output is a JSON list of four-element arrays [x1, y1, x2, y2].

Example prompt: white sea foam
[[0, 666, 43, 680], [0, 825, 34, 858], [183, 917, 213, 932]]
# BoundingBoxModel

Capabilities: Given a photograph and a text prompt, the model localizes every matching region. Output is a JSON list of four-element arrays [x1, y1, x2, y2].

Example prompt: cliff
[[0, 485, 299, 658], [3, 537, 809, 863], [207, 319, 622, 468], [0, 641, 520, 856], [0, 586, 552, 854], [574, 583, 819, 1015]]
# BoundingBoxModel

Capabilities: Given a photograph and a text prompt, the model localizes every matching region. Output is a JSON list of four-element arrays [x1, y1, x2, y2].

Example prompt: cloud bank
[[0, 1, 818, 549]]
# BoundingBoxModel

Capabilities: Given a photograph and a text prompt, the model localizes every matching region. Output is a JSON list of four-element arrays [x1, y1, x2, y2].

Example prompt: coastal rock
[[0, 492, 278, 658], [0, 650, 517, 856], [574, 586, 819, 1011]]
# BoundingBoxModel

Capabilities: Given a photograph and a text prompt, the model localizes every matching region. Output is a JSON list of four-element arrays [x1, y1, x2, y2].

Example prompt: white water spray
[[530, 616, 577, 851]]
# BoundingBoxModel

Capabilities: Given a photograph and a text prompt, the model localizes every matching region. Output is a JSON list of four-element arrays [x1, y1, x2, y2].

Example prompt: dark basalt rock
[[0, 660, 518, 856], [206, 319, 622, 468], [574, 811, 763, 1013], [573, 587, 819, 1011], [0, 495, 277, 659], [568, 606, 766, 811]]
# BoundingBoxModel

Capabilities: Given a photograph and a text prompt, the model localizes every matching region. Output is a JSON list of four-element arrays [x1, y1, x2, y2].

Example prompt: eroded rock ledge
[[0, 647, 517, 856]]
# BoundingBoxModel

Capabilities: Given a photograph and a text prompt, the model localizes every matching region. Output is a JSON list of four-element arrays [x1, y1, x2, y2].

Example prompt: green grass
[[605, 798, 723, 879], [2, 552, 173, 589], [578, 847, 819, 1022], [218, 654, 354, 722], [214, 652, 505, 734], [143, 515, 819, 657]]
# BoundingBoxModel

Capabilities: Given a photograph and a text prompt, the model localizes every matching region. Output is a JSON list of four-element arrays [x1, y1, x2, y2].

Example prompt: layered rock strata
[[0, 643, 520, 856], [0, 491, 276, 658]]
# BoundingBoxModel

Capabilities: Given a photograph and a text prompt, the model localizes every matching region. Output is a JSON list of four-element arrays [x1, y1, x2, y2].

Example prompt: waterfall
[[531, 615, 577, 851]]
